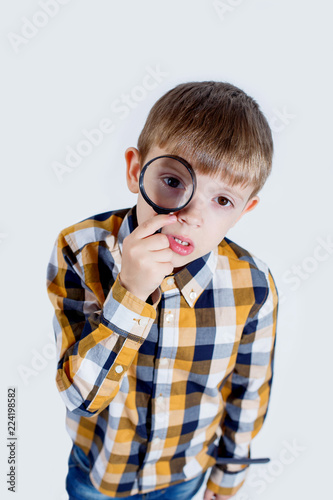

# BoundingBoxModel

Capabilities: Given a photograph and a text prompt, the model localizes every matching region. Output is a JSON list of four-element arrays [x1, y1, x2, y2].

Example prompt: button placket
[[152, 294, 177, 434], [165, 312, 174, 323], [156, 394, 164, 405]]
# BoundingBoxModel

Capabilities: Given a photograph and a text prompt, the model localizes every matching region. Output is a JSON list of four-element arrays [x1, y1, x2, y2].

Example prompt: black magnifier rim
[[139, 155, 197, 214]]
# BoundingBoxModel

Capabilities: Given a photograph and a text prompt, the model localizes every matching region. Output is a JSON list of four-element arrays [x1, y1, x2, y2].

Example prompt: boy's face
[[125, 146, 260, 271]]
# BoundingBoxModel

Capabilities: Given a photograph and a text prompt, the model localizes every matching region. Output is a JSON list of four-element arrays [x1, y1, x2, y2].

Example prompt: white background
[[1, 1, 332, 499]]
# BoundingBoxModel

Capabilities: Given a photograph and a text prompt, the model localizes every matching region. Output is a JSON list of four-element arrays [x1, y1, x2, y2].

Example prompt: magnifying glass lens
[[141, 157, 195, 212]]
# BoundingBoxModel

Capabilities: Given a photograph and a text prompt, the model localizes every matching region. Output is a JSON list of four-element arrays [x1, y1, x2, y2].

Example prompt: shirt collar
[[117, 206, 218, 308], [117, 205, 138, 252], [171, 248, 218, 307]]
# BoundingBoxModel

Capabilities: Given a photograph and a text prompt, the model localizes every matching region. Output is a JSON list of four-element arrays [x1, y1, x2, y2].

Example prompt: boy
[[46, 81, 278, 500]]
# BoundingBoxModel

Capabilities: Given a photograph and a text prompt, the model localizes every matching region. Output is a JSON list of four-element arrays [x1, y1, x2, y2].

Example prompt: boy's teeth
[[174, 237, 189, 246]]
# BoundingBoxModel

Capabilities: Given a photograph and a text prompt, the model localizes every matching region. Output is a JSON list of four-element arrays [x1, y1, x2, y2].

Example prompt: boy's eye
[[162, 176, 184, 189], [215, 196, 232, 207]]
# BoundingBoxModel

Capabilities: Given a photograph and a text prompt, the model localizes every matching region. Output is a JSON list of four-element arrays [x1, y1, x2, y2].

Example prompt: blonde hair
[[137, 81, 273, 197]]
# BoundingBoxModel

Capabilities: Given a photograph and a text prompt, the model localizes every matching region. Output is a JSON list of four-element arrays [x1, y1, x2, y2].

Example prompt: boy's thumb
[[203, 489, 215, 500]]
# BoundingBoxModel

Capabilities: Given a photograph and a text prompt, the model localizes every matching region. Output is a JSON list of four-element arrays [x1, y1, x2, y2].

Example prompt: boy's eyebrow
[[210, 182, 247, 202]]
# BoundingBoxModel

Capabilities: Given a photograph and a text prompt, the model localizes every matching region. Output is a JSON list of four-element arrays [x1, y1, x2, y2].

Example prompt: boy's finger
[[203, 489, 214, 500], [145, 233, 170, 251], [152, 248, 174, 263], [134, 214, 177, 240]]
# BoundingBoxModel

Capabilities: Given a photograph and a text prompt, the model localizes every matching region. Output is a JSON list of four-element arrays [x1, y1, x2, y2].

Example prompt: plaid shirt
[[46, 206, 278, 498]]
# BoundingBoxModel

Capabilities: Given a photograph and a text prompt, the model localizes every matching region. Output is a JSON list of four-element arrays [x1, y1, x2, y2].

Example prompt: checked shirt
[[46, 206, 278, 498]]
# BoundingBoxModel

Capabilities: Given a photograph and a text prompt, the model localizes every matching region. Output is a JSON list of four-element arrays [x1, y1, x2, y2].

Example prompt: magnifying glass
[[139, 155, 197, 215]]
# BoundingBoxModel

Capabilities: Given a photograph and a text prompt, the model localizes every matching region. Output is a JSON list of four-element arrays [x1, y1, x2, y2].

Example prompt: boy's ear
[[125, 147, 141, 194], [243, 195, 260, 214], [231, 196, 260, 227]]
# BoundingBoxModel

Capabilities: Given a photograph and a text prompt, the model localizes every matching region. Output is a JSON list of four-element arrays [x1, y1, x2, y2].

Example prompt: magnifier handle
[[215, 457, 270, 465]]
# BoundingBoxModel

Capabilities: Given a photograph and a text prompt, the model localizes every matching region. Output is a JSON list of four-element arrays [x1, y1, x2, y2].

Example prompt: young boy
[[46, 81, 278, 500]]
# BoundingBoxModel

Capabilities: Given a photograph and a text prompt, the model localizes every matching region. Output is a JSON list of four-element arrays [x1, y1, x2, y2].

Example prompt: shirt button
[[159, 357, 168, 366], [115, 365, 123, 374], [189, 291, 197, 301], [138, 317, 148, 327], [152, 437, 161, 445], [156, 395, 164, 404], [165, 313, 174, 322], [167, 277, 175, 286]]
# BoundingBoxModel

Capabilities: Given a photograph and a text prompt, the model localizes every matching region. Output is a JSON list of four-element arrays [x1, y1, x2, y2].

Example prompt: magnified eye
[[162, 176, 185, 189]]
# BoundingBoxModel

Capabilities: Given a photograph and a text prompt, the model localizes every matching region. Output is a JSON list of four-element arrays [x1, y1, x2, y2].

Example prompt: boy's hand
[[203, 489, 233, 500], [119, 214, 177, 302]]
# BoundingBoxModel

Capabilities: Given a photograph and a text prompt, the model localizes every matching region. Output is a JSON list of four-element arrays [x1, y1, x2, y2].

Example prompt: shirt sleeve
[[207, 269, 279, 497], [46, 230, 159, 417]]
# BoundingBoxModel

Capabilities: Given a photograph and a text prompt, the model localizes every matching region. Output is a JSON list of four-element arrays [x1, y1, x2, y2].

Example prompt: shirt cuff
[[101, 275, 158, 339], [207, 465, 249, 497]]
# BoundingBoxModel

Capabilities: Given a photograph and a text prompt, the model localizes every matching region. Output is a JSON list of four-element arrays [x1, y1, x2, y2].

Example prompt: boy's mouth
[[166, 234, 194, 256]]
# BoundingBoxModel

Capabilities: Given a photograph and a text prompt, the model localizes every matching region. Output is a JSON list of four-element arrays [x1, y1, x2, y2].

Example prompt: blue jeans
[[66, 444, 206, 499]]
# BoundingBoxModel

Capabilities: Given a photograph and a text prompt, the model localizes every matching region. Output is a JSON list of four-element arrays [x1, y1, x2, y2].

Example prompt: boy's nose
[[174, 197, 204, 227]]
